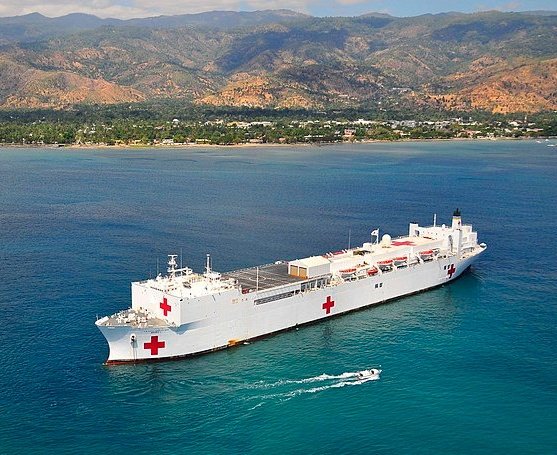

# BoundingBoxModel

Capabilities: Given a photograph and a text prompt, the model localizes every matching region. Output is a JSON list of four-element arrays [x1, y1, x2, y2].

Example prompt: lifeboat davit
[[419, 250, 434, 261], [377, 259, 393, 271], [393, 256, 408, 267]]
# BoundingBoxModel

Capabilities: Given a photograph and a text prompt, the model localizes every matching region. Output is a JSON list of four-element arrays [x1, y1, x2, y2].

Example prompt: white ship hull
[[97, 246, 483, 364]]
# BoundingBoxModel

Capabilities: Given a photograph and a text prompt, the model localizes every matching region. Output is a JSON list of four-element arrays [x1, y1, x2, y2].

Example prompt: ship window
[[255, 290, 296, 305], [301, 280, 321, 292]]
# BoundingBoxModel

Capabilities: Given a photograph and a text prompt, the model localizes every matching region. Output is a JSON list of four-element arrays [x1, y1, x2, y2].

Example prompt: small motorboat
[[355, 369, 381, 380]]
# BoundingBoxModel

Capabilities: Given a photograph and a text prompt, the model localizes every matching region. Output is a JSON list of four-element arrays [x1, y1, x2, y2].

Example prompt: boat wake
[[246, 369, 380, 409], [253, 371, 358, 388]]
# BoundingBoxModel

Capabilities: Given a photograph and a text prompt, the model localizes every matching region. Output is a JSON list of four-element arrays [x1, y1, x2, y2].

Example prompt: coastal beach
[[2, 135, 554, 150]]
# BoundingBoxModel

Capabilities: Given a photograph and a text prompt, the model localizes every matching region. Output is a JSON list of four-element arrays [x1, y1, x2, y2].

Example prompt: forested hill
[[0, 10, 556, 113]]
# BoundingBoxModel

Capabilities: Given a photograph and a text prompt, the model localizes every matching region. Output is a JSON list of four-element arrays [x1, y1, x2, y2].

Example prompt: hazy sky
[[0, 0, 555, 19]]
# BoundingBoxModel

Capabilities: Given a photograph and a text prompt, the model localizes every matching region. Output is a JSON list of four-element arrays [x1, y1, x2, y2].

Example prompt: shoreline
[[0, 136, 555, 150]]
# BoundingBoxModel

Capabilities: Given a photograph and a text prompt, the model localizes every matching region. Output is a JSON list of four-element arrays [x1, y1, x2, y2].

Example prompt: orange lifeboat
[[340, 268, 357, 278], [393, 256, 408, 267], [367, 266, 378, 276], [377, 259, 393, 271], [419, 250, 434, 261]]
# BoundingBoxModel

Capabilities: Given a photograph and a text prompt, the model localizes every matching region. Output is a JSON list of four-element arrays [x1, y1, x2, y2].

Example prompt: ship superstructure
[[96, 210, 486, 364]]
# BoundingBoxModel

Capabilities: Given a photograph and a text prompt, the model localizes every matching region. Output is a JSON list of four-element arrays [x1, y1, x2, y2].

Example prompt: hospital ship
[[96, 209, 486, 364]]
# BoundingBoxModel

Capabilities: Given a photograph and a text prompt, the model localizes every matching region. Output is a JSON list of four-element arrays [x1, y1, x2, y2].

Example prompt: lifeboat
[[393, 256, 408, 267], [340, 268, 357, 278], [367, 266, 378, 276], [419, 250, 434, 261], [377, 259, 393, 271]]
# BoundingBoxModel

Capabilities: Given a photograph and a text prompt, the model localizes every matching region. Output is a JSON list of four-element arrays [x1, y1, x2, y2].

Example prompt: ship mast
[[167, 254, 178, 280]]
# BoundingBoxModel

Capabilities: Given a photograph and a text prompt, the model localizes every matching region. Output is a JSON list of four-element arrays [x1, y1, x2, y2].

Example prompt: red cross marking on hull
[[144, 335, 165, 355], [322, 296, 335, 314], [160, 297, 172, 316], [447, 264, 456, 278]]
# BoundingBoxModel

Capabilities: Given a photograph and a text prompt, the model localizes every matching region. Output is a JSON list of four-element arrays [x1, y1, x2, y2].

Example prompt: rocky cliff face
[[0, 57, 144, 108], [429, 59, 557, 113], [0, 10, 555, 113]]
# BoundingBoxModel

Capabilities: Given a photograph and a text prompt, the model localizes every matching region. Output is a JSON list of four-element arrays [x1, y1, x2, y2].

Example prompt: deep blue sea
[[0, 140, 556, 454]]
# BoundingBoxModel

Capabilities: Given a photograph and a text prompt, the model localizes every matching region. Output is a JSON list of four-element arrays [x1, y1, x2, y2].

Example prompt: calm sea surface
[[0, 140, 556, 454]]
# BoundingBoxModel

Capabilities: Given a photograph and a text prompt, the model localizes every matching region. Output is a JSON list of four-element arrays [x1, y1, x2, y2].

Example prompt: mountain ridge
[[0, 10, 556, 113], [0, 10, 310, 43]]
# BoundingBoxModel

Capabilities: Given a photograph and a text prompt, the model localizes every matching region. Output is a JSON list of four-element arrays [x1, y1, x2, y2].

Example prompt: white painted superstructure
[[96, 210, 486, 364]]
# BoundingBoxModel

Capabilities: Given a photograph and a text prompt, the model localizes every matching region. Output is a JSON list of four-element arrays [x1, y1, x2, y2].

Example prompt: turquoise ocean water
[[0, 140, 556, 454]]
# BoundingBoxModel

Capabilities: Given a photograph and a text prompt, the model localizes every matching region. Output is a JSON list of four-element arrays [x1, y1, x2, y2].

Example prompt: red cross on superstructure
[[144, 335, 165, 355], [160, 297, 172, 316], [447, 264, 456, 278], [322, 296, 335, 314]]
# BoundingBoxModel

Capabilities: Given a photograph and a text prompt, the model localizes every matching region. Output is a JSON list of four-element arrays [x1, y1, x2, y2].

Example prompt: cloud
[[3, 0, 321, 18], [475, 1, 523, 12], [335, 0, 372, 5], [0, 0, 551, 19], [132, 0, 314, 16], [10, 1, 148, 18], [500, 1, 521, 10]]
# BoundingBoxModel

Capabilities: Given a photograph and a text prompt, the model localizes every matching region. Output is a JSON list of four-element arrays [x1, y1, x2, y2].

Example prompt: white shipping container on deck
[[289, 256, 331, 278]]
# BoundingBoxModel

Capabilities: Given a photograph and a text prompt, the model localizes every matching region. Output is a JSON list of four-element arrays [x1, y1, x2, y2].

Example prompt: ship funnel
[[452, 208, 462, 229], [206, 254, 211, 274]]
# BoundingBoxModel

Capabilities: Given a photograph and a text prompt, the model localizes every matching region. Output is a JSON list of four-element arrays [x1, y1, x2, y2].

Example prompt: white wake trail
[[253, 371, 360, 389], [282, 376, 379, 399], [246, 369, 380, 407]]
